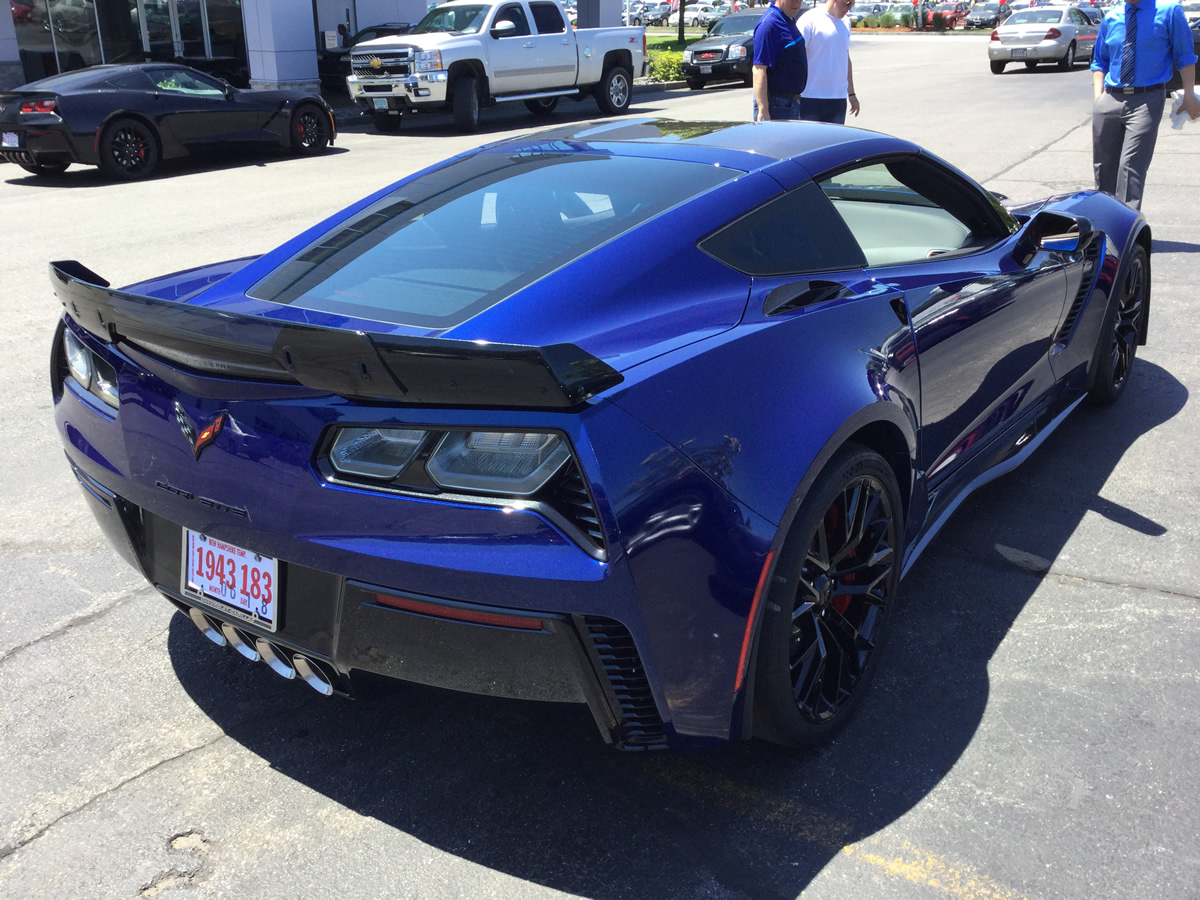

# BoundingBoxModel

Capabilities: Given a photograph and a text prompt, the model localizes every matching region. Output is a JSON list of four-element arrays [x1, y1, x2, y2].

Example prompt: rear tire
[[97, 116, 159, 180], [753, 445, 903, 748], [373, 111, 402, 132], [290, 101, 331, 153], [453, 74, 481, 133], [595, 65, 632, 115], [990, 60, 1006, 74], [1024, 60, 1038, 69], [18, 160, 68, 176], [1088, 243, 1146, 405], [687, 78, 705, 90], [523, 96, 559, 115], [1058, 41, 1076, 70]]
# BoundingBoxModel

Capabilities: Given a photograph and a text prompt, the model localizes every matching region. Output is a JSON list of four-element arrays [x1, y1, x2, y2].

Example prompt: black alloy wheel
[[1089, 243, 1146, 405], [18, 160, 69, 176], [98, 117, 159, 180], [291, 102, 331, 153], [754, 445, 903, 748]]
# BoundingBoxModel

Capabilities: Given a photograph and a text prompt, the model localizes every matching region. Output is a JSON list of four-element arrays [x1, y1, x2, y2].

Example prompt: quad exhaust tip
[[293, 655, 334, 696], [185, 606, 335, 696], [255, 637, 296, 680], [220, 623, 261, 662], [188, 607, 227, 647]]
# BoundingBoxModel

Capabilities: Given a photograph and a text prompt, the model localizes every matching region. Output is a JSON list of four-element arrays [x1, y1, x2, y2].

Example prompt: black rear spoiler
[[51, 260, 622, 409]]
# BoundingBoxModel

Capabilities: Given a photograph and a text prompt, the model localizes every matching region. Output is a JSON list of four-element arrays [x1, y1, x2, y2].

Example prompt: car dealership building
[[1, 0, 428, 91]]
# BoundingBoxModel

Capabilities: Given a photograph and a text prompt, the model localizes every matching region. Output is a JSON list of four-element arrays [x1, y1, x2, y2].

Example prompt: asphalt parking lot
[[2, 34, 1199, 899]]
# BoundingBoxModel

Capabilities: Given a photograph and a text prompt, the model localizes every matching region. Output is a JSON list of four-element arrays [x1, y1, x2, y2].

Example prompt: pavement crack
[[0, 588, 144, 670], [1, 699, 310, 864], [985, 115, 1092, 184], [0, 732, 230, 864]]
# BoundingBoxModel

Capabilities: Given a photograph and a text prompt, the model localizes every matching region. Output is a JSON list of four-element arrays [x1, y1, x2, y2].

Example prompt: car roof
[[484, 118, 915, 172]]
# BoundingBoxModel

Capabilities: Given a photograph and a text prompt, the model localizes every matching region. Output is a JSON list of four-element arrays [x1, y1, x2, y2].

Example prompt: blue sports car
[[51, 119, 1148, 751]]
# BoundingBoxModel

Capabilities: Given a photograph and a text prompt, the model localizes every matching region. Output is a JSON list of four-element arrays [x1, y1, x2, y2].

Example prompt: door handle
[[524, 41, 535, 48], [762, 280, 854, 315]]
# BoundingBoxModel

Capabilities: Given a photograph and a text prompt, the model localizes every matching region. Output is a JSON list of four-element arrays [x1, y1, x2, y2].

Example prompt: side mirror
[[1015, 210, 1094, 264], [491, 19, 517, 36]]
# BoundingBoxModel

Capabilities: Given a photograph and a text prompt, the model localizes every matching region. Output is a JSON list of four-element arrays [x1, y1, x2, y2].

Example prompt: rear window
[[1006, 9, 1064, 24], [249, 151, 739, 327]]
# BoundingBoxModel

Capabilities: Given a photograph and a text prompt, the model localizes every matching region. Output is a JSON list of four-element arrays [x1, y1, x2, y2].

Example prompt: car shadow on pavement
[[168, 358, 1185, 898], [1152, 239, 1200, 254], [1, 146, 350, 188]]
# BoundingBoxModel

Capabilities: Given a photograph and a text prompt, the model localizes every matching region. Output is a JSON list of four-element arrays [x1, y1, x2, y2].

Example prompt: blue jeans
[[800, 97, 847, 124], [752, 94, 801, 121]]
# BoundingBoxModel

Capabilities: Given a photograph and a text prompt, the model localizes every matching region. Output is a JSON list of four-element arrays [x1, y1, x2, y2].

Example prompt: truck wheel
[[686, 78, 705, 91], [453, 75, 481, 133], [373, 111, 402, 133], [524, 96, 559, 115], [595, 65, 632, 115]]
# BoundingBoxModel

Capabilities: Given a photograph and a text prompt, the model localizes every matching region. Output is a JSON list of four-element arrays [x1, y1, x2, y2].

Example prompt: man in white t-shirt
[[797, 0, 859, 123]]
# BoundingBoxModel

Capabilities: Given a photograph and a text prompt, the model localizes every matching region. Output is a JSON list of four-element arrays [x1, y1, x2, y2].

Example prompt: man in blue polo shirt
[[1091, 0, 1199, 209], [752, 0, 808, 121]]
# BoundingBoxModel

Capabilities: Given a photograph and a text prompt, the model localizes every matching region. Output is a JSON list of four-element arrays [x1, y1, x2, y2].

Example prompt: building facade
[[1, 0, 427, 91]]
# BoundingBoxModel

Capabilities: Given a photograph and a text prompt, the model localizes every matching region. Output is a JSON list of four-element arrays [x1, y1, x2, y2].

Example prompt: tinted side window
[[700, 181, 867, 276], [106, 72, 154, 90], [494, 4, 532, 35], [531, 1, 567, 32], [816, 157, 1010, 266]]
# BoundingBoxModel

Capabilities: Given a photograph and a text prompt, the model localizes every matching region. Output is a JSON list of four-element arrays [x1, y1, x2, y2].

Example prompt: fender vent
[[1054, 238, 1104, 346], [579, 616, 668, 750], [544, 463, 606, 556]]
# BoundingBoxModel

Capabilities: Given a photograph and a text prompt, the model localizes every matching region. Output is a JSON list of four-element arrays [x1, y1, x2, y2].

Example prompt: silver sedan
[[988, 5, 1099, 73]]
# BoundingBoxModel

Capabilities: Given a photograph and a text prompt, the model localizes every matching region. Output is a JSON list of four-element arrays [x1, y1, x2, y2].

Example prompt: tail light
[[1045, 27, 1062, 39], [990, 28, 999, 39], [19, 99, 57, 114]]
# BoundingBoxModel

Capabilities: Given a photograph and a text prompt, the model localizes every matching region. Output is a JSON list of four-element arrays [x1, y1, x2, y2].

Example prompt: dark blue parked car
[[51, 119, 1148, 751]]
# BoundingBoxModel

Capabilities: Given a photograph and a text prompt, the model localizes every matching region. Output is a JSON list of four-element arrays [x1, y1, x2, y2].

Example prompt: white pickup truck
[[346, 0, 647, 133]]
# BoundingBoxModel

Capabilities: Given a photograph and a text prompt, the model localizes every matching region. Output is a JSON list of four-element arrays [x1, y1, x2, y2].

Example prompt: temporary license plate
[[372, 98, 388, 109], [1, 132, 17, 148], [181, 530, 279, 632], [700, 65, 712, 74], [1011, 48, 1027, 58]]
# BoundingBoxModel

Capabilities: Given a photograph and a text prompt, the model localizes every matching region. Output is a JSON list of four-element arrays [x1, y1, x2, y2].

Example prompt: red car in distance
[[926, 1, 969, 27]]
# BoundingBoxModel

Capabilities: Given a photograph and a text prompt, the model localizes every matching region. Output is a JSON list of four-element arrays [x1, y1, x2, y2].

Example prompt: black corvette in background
[[0, 63, 335, 180]]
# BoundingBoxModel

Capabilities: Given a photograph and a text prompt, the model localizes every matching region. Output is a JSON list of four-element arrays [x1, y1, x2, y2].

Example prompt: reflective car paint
[[50, 119, 1149, 749]]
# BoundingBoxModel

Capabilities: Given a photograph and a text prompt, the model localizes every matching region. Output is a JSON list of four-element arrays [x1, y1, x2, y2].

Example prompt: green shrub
[[931, 11, 947, 30], [648, 50, 683, 82], [899, 10, 913, 26], [863, 12, 899, 26]]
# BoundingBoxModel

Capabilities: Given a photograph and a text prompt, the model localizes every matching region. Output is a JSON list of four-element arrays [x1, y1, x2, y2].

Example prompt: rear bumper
[[0, 123, 81, 167], [988, 40, 1069, 61], [70, 455, 669, 749]]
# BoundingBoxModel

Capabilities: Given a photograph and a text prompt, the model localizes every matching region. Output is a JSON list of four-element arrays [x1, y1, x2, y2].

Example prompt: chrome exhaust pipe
[[255, 638, 295, 679], [220, 623, 261, 662], [293, 655, 334, 696], [188, 607, 227, 647]]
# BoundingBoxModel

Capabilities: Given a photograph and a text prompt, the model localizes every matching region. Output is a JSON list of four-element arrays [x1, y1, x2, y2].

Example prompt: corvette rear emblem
[[174, 402, 228, 460]]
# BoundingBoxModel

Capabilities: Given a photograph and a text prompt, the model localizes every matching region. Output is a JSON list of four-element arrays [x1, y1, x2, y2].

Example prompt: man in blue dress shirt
[[1091, 0, 1200, 209]]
